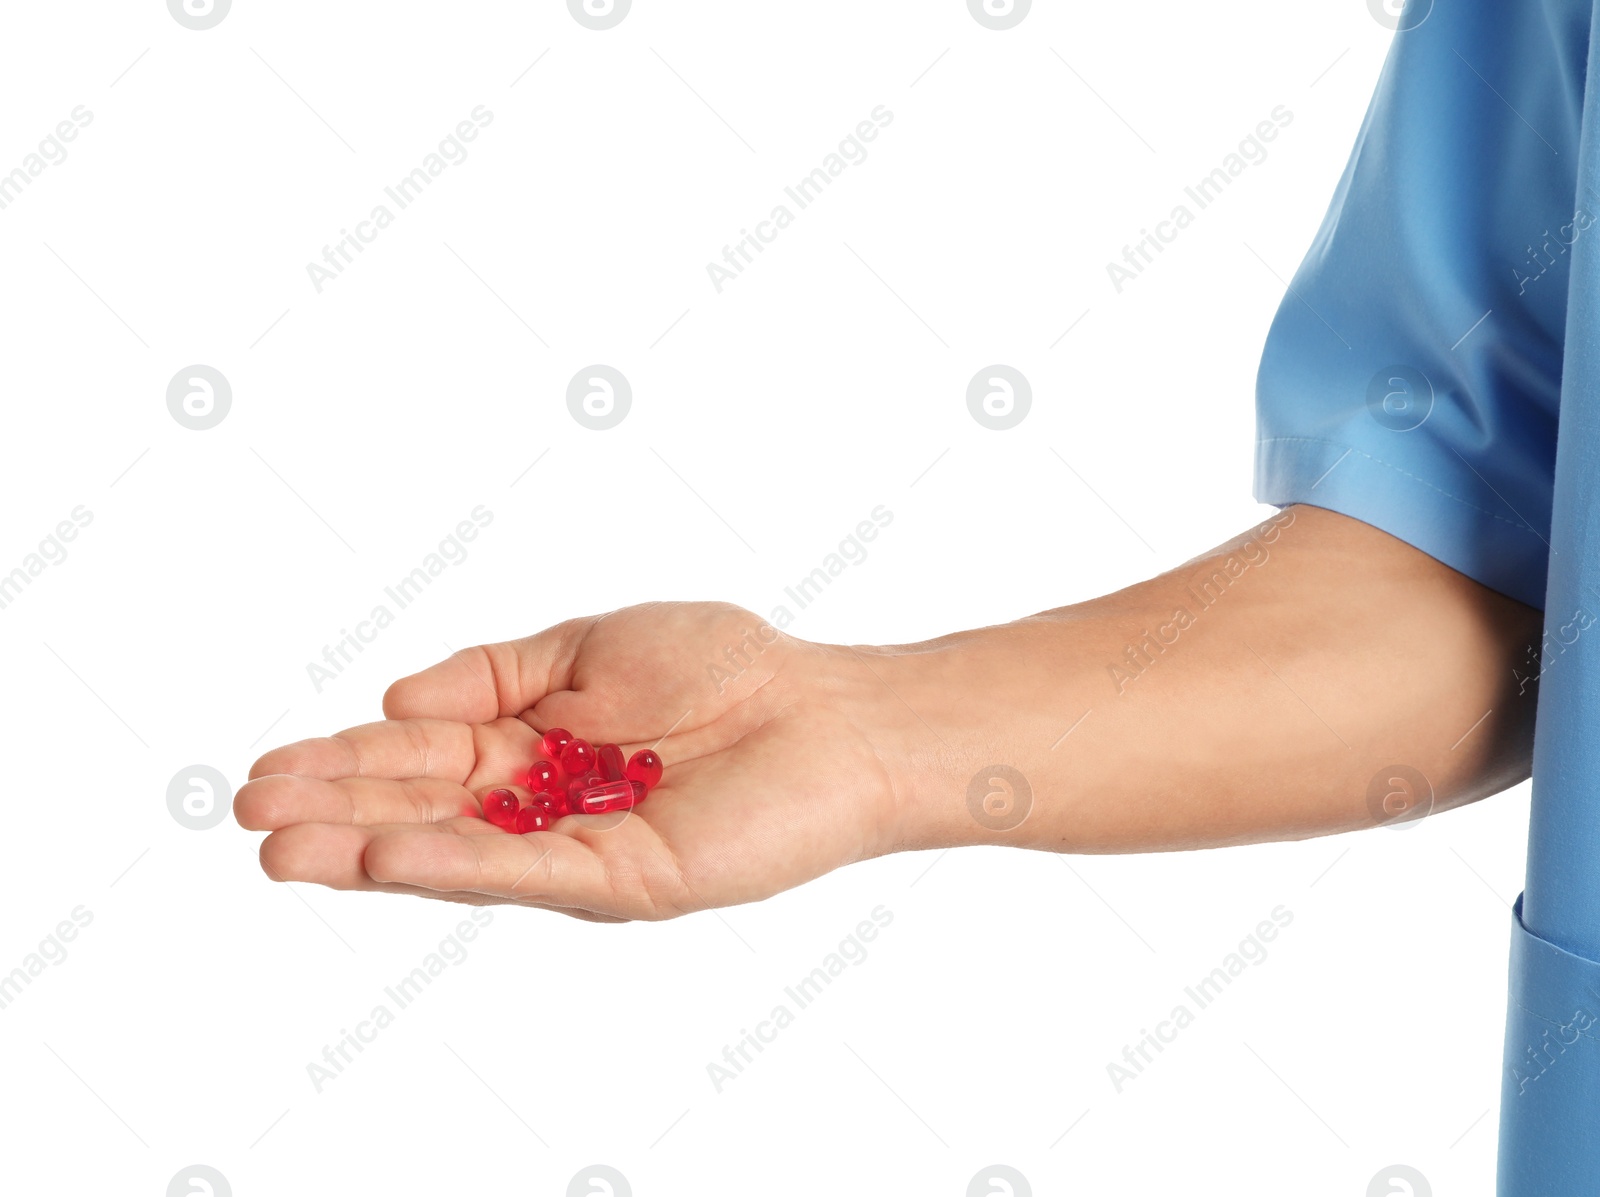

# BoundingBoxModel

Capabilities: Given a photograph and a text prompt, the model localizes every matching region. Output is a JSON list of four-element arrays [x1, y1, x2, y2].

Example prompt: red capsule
[[541, 727, 574, 760], [534, 790, 571, 817], [527, 759, 560, 794], [626, 749, 663, 790], [598, 743, 626, 782], [566, 770, 603, 800], [574, 779, 646, 815], [513, 806, 552, 834], [482, 789, 519, 828], [560, 738, 596, 776]]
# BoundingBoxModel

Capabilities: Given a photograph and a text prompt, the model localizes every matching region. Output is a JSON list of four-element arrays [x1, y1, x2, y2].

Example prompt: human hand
[[236, 602, 908, 920]]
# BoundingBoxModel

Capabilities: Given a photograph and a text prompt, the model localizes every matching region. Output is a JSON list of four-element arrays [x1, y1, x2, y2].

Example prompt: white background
[[0, 2, 1516, 1194]]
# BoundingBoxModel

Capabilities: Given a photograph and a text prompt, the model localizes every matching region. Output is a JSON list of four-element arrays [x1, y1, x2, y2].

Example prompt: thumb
[[381, 617, 598, 722]]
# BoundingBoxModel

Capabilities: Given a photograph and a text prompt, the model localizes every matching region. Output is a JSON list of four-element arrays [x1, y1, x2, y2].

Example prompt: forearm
[[851, 506, 1542, 854]]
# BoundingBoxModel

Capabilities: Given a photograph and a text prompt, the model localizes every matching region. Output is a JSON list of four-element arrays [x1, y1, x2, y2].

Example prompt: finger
[[362, 819, 679, 918], [249, 716, 536, 783], [236, 774, 484, 830], [260, 818, 493, 887], [383, 619, 598, 723], [256, 822, 628, 921]]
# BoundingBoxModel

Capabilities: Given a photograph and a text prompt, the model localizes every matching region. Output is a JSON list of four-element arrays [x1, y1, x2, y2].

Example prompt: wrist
[[833, 622, 1095, 854]]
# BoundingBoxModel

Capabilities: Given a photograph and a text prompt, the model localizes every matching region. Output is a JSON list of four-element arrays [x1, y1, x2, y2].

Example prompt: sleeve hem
[[1254, 435, 1549, 610]]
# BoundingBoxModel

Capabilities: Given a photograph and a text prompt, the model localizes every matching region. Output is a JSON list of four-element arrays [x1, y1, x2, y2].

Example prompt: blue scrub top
[[1253, 3, 1600, 1191], [1255, 0, 1584, 613]]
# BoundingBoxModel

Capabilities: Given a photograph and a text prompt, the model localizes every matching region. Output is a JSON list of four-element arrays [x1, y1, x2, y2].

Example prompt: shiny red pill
[[598, 742, 626, 782], [534, 790, 571, 817], [574, 779, 646, 815], [626, 749, 663, 790], [566, 770, 603, 799], [541, 727, 574, 759], [527, 759, 560, 794], [513, 806, 551, 834], [482, 789, 520, 827], [560, 738, 596, 776]]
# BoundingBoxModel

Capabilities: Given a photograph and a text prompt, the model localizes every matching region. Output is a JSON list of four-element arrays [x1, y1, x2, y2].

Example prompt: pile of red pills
[[478, 727, 664, 833]]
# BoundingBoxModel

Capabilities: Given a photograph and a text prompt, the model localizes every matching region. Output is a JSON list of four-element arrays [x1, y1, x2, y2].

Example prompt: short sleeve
[[1253, 1, 1587, 610]]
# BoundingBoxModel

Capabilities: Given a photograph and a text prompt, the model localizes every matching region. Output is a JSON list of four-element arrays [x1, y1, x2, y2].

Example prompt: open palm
[[236, 603, 903, 920]]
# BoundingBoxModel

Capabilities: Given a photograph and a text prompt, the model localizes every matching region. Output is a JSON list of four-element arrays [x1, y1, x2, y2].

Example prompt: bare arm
[[237, 505, 1541, 917], [859, 504, 1541, 854]]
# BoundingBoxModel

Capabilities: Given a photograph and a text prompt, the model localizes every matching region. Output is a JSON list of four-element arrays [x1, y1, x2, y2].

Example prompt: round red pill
[[541, 727, 574, 760], [513, 806, 552, 834], [626, 749, 663, 790], [560, 738, 596, 776], [527, 759, 560, 794], [534, 790, 570, 818], [482, 789, 519, 827], [598, 742, 626, 782]]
